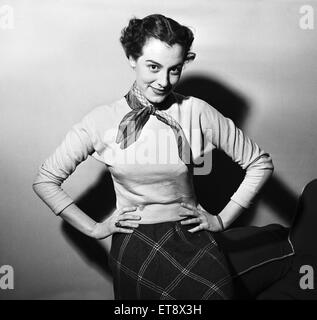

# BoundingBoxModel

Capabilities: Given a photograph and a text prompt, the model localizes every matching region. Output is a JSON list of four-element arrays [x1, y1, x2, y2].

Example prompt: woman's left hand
[[179, 203, 224, 233]]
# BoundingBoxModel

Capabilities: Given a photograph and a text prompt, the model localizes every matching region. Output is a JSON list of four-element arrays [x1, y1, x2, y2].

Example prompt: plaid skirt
[[109, 220, 233, 300], [108, 221, 294, 300]]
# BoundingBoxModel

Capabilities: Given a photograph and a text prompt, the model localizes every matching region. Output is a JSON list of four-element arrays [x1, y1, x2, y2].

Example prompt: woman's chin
[[146, 91, 170, 104], [147, 96, 166, 104]]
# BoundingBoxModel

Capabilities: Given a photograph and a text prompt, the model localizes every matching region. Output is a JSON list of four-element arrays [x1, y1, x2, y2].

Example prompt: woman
[[32, 14, 295, 300]]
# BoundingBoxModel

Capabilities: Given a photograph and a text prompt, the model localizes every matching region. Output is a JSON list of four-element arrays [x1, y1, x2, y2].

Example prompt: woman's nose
[[157, 72, 170, 88]]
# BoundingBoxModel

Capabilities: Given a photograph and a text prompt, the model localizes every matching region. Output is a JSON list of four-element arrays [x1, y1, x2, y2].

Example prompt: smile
[[150, 86, 169, 95]]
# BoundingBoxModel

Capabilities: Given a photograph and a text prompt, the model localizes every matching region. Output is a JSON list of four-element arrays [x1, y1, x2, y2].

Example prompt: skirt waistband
[[122, 201, 197, 224]]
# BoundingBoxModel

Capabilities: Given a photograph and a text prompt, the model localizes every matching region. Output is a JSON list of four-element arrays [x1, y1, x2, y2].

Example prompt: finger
[[180, 217, 201, 225], [116, 227, 134, 233], [179, 210, 199, 217], [119, 206, 138, 215], [180, 202, 196, 211], [188, 224, 203, 233], [120, 214, 141, 221], [118, 221, 140, 228]]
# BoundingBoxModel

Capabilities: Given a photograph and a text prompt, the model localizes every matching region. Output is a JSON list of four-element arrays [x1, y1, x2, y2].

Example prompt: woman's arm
[[32, 116, 95, 215], [59, 203, 99, 237], [218, 169, 272, 229], [218, 200, 247, 229], [58, 203, 140, 239], [32, 111, 141, 238], [202, 102, 274, 229]]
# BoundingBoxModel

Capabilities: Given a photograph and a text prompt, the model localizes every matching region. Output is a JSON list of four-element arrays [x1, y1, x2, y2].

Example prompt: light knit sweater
[[32, 94, 274, 224]]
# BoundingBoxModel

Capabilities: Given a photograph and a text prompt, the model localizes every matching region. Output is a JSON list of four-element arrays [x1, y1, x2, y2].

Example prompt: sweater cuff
[[32, 181, 75, 215], [230, 195, 250, 209]]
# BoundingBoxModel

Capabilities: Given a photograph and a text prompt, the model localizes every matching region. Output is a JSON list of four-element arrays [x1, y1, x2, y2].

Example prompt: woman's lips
[[150, 86, 169, 95]]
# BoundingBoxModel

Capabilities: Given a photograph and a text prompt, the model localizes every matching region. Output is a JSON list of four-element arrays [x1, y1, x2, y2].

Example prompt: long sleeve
[[32, 114, 96, 215], [201, 101, 274, 208]]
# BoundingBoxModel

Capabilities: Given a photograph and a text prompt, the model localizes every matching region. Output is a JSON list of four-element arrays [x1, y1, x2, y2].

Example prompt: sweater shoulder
[[174, 93, 221, 119], [80, 97, 128, 129]]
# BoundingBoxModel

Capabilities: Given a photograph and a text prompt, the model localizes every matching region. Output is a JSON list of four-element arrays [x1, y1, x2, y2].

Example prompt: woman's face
[[129, 37, 185, 104]]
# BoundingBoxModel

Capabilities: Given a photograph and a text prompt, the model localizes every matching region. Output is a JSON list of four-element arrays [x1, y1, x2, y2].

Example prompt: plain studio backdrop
[[0, 0, 316, 299]]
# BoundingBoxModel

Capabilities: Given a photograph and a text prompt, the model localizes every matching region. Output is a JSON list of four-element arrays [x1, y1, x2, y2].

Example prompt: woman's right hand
[[92, 206, 141, 239]]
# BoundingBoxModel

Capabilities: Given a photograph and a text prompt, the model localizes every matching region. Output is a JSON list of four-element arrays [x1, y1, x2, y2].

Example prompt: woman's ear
[[128, 56, 137, 69], [184, 52, 196, 63]]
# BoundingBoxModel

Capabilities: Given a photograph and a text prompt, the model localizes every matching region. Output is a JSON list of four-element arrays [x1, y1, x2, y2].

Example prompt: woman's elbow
[[266, 154, 274, 172], [32, 173, 43, 197]]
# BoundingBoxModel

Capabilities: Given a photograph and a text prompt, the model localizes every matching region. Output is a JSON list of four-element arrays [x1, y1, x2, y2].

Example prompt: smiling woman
[[32, 13, 295, 300], [128, 38, 184, 104], [120, 15, 195, 105]]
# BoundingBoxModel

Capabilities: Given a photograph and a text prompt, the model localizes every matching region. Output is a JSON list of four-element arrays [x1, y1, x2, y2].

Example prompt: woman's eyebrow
[[145, 59, 183, 68], [145, 59, 162, 66]]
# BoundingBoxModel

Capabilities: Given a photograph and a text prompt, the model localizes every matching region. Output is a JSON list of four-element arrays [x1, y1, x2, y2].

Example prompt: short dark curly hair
[[120, 14, 195, 62]]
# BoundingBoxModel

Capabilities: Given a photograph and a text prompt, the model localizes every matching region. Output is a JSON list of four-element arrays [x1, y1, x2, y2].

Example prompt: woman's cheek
[[143, 72, 157, 83], [170, 75, 181, 86]]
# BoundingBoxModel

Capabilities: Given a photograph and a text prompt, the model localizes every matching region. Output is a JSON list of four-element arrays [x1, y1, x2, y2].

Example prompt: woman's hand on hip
[[179, 203, 224, 233], [92, 206, 141, 239]]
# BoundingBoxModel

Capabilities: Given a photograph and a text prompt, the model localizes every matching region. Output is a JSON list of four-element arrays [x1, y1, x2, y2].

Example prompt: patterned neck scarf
[[116, 82, 192, 164]]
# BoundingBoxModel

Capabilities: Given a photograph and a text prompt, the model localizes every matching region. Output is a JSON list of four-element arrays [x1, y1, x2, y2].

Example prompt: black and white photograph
[[0, 0, 316, 302]]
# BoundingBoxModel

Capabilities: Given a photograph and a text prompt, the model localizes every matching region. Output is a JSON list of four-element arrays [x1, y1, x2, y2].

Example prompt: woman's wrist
[[59, 203, 103, 238], [218, 200, 245, 229], [215, 215, 225, 231], [91, 221, 111, 240]]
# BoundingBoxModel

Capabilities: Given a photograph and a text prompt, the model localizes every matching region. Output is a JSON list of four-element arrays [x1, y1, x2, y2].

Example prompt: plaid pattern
[[115, 82, 192, 164], [108, 221, 234, 300]]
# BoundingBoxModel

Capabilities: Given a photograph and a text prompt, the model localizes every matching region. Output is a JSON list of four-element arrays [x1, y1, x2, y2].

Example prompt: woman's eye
[[170, 67, 182, 75], [148, 65, 159, 72]]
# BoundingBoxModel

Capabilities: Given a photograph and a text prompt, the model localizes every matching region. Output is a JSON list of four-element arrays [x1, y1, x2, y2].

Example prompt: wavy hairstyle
[[120, 14, 195, 62]]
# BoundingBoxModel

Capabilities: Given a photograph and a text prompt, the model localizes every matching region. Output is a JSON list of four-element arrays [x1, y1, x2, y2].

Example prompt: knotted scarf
[[115, 82, 192, 164]]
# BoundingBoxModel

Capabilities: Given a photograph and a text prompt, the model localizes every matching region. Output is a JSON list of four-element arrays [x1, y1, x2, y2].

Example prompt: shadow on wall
[[61, 74, 298, 282], [61, 171, 116, 280], [176, 74, 298, 228]]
